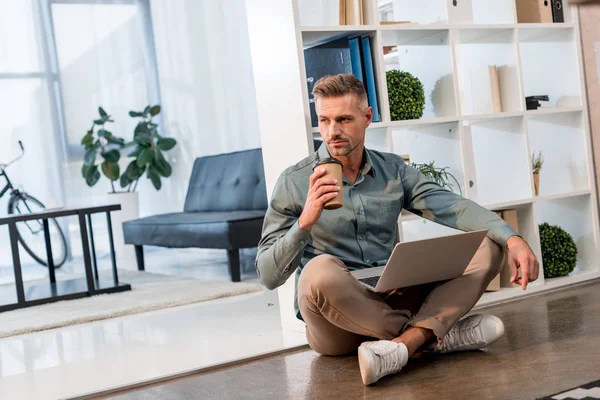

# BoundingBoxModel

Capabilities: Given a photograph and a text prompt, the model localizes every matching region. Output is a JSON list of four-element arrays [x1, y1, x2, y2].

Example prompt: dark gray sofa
[[122, 148, 268, 282]]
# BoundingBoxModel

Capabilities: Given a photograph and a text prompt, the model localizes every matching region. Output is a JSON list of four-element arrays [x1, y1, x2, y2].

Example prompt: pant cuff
[[406, 316, 450, 346]]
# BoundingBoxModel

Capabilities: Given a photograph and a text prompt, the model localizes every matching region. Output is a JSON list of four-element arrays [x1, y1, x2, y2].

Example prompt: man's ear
[[365, 106, 374, 127]]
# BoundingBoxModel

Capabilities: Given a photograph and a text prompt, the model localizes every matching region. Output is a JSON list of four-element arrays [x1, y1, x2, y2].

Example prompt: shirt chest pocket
[[365, 199, 401, 242]]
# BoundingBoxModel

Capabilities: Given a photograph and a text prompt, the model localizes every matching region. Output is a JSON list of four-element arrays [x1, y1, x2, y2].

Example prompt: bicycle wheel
[[8, 193, 68, 268]]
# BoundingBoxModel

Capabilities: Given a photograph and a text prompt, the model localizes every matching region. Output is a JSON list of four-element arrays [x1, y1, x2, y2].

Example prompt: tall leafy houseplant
[[124, 105, 176, 191], [81, 107, 126, 193]]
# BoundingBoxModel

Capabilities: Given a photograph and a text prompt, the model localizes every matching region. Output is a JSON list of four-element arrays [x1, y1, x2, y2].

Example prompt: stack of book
[[526, 95, 552, 110], [304, 35, 381, 127]]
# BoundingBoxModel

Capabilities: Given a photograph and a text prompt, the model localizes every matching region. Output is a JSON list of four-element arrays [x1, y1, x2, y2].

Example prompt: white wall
[[149, 0, 262, 212]]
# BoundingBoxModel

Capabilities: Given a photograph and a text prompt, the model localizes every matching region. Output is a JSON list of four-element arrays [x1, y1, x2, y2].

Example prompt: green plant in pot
[[125, 105, 176, 191], [539, 222, 577, 278], [386, 70, 425, 121], [81, 107, 126, 193], [410, 160, 462, 195], [81, 105, 177, 192], [532, 150, 544, 196]]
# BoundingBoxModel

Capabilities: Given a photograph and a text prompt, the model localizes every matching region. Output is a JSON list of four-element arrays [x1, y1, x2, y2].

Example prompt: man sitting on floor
[[255, 73, 539, 385]]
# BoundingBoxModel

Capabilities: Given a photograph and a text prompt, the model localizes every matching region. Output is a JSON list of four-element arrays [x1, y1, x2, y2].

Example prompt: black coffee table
[[0, 204, 131, 312]]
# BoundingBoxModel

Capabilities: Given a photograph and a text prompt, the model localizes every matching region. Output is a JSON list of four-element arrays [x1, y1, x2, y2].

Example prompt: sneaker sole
[[358, 345, 374, 386]]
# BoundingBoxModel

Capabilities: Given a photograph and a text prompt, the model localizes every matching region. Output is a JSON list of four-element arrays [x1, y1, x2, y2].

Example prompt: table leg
[[78, 212, 96, 294], [86, 214, 99, 281], [43, 219, 56, 284], [106, 212, 119, 285], [8, 222, 25, 304]]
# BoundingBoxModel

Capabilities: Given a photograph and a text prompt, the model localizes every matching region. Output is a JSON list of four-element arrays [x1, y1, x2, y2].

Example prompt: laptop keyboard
[[358, 275, 380, 288]]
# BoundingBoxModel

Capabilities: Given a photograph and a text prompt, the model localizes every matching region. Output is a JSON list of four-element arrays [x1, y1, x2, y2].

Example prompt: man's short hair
[[311, 74, 369, 110]]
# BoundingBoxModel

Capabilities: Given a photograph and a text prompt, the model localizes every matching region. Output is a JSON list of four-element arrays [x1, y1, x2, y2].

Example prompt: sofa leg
[[227, 249, 241, 282], [135, 245, 145, 271]]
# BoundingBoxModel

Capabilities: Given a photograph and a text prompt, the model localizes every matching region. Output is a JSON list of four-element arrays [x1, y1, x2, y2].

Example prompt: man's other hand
[[506, 236, 540, 290], [298, 168, 340, 232]]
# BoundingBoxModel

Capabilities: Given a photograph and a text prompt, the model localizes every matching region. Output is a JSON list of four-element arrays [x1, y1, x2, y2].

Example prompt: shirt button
[[366, 259, 371, 264], [359, 235, 365, 240], [300, 240, 305, 245], [357, 209, 362, 215]]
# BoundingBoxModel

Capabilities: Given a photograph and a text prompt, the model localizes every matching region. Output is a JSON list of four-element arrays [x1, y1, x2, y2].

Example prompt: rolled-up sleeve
[[401, 163, 520, 247], [255, 174, 310, 290]]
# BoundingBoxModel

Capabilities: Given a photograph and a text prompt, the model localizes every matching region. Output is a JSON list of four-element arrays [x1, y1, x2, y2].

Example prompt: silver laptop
[[350, 229, 489, 292]]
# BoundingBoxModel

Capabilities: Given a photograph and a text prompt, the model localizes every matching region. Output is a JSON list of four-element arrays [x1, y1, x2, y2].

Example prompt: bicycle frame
[[0, 169, 15, 200]]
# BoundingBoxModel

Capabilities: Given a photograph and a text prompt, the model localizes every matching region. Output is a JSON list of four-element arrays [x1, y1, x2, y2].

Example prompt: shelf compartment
[[378, 0, 449, 25], [527, 111, 590, 197], [449, 0, 515, 25], [536, 194, 598, 274], [382, 29, 457, 119], [455, 28, 521, 116], [298, 0, 378, 28], [392, 121, 465, 195], [464, 117, 532, 205], [518, 27, 581, 109], [301, 27, 377, 48]]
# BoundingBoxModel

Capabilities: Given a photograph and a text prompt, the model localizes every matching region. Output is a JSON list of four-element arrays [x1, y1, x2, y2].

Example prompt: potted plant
[[81, 105, 177, 261], [410, 160, 463, 195], [539, 222, 577, 278], [532, 150, 544, 196], [386, 70, 425, 121]]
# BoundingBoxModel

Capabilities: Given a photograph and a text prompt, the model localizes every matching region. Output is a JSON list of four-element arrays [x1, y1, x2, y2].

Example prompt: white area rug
[[0, 270, 264, 338]]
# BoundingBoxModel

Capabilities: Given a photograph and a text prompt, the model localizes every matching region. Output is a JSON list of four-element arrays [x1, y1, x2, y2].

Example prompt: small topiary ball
[[386, 70, 425, 121], [539, 222, 578, 278]]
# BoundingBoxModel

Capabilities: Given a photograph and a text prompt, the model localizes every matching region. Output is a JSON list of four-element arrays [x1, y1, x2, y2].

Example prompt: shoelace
[[372, 344, 402, 376], [441, 320, 485, 351]]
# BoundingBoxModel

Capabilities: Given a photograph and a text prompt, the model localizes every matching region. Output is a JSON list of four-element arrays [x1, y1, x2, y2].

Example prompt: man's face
[[316, 94, 373, 158]]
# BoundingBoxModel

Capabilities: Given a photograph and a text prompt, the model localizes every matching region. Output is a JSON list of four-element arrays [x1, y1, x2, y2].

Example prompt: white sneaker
[[436, 314, 505, 353], [358, 340, 408, 386]]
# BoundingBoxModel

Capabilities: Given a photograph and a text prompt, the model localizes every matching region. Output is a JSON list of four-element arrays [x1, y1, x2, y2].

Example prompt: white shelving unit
[[245, 0, 600, 332], [299, 0, 600, 305]]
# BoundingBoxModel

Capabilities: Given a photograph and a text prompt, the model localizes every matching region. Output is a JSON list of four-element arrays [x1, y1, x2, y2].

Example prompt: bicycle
[[1, 141, 68, 268]]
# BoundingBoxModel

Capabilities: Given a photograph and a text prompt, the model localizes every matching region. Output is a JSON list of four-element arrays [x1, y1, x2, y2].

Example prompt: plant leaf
[[129, 111, 143, 117], [143, 105, 151, 116], [84, 149, 96, 166], [156, 137, 176, 151], [93, 119, 104, 125], [85, 165, 101, 186], [134, 122, 149, 136], [101, 160, 120, 181], [120, 173, 131, 188], [125, 160, 144, 180], [150, 105, 161, 116], [128, 146, 143, 158], [105, 135, 126, 146], [137, 148, 153, 167], [101, 149, 120, 163], [99, 107, 107, 117], [147, 167, 161, 190], [134, 134, 152, 146], [81, 164, 90, 179], [81, 132, 94, 146], [152, 156, 172, 177]]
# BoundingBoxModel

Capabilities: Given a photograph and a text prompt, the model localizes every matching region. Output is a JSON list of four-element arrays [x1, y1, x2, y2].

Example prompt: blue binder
[[349, 37, 364, 83], [361, 36, 380, 122]]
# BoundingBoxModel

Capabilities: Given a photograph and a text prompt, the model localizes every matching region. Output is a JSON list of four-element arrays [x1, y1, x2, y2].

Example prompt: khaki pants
[[297, 238, 505, 356]]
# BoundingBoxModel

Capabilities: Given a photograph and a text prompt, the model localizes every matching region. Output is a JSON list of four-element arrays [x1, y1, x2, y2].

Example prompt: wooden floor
[[99, 280, 600, 400]]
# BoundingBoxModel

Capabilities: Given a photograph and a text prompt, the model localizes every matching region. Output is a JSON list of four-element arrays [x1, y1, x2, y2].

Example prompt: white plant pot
[[106, 191, 139, 267]]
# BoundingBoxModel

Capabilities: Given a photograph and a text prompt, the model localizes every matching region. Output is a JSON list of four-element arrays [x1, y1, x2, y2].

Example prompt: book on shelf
[[489, 65, 503, 113], [361, 36, 381, 123], [349, 38, 364, 82], [304, 37, 353, 127], [345, 0, 363, 25], [380, 21, 416, 25]]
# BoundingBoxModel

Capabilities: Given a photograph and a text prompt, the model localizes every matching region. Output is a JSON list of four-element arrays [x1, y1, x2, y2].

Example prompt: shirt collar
[[316, 142, 376, 178]]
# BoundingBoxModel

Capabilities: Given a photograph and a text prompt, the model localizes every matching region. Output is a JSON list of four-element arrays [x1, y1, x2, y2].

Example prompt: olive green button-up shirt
[[256, 143, 518, 320]]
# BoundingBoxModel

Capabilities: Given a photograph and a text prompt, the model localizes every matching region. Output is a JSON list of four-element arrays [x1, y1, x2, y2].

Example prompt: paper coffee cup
[[313, 158, 343, 210]]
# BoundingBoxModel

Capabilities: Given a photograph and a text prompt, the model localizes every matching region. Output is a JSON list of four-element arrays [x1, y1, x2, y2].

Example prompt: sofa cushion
[[183, 149, 268, 213], [123, 211, 265, 249]]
